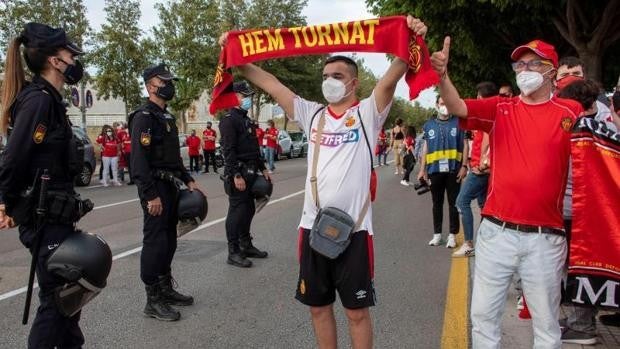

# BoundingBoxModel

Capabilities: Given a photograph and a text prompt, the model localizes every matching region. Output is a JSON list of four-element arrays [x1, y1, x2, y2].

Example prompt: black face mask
[[57, 58, 84, 85], [207, 125, 212, 129], [156, 81, 175, 101]]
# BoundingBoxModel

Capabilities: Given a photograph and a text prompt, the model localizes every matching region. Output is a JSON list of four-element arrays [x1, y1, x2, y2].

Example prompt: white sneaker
[[103, 182, 110, 187], [452, 243, 475, 257], [428, 234, 442, 246], [517, 296, 524, 310], [394, 171, 399, 175], [446, 234, 457, 248], [113, 181, 123, 186], [400, 180, 409, 186]]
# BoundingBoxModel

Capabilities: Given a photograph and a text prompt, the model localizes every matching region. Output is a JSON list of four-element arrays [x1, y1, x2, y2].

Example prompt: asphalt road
[[0, 158, 455, 348]]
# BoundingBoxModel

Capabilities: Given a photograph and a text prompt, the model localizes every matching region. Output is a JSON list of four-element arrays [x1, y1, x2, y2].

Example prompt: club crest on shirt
[[140, 132, 151, 146], [32, 123, 47, 144], [345, 115, 356, 128], [561, 117, 573, 132]]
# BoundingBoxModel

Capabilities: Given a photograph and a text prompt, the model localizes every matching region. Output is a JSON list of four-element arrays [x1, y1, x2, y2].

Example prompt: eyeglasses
[[511, 59, 553, 71]]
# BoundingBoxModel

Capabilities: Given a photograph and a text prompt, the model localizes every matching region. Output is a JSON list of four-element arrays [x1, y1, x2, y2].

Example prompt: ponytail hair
[[1, 37, 26, 133]]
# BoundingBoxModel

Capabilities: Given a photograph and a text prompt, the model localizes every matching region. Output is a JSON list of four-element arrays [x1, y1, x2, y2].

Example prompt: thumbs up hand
[[431, 36, 451, 78]]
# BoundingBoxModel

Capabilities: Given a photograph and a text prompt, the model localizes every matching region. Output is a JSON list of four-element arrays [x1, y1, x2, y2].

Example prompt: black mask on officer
[[56, 58, 84, 85], [156, 81, 176, 101]]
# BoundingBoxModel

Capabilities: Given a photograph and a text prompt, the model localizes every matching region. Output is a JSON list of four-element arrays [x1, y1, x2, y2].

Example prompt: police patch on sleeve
[[140, 132, 151, 146], [33, 123, 47, 144]]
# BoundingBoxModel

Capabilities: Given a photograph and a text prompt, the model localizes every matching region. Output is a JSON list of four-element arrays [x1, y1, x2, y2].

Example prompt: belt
[[484, 215, 565, 236], [152, 169, 182, 183]]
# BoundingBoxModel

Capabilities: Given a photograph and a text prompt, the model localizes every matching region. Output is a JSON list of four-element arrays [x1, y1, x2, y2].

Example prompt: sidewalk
[[500, 280, 620, 348]]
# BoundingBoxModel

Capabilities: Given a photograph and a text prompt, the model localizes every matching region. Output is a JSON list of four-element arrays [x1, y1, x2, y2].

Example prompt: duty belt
[[484, 215, 565, 236], [152, 169, 183, 186]]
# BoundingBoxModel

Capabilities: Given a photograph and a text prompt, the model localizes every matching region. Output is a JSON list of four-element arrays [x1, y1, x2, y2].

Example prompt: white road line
[[83, 184, 104, 190], [0, 189, 305, 302], [93, 198, 139, 210]]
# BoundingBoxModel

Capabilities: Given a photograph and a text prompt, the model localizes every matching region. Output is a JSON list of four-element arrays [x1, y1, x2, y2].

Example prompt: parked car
[[276, 130, 293, 160], [289, 131, 308, 158], [72, 126, 96, 187]]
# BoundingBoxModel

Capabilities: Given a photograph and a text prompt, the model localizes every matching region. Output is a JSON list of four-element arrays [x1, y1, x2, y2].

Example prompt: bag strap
[[311, 108, 371, 230], [357, 109, 374, 172]]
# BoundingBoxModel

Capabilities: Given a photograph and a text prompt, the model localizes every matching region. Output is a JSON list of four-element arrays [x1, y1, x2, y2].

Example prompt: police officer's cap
[[20, 22, 83, 55], [232, 81, 254, 96], [142, 63, 178, 82]]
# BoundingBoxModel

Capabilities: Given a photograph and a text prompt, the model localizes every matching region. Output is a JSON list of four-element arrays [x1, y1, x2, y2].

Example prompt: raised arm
[[375, 16, 427, 114], [430, 37, 468, 118]]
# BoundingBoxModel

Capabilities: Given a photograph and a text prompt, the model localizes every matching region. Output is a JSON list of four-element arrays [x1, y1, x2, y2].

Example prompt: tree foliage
[[90, 0, 149, 117], [366, 0, 620, 96]]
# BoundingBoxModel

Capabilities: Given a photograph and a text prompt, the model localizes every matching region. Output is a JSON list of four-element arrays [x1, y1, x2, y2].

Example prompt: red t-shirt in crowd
[[202, 128, 217, 151], [256, 127, 264, 147], [469, 130, 485, 168], [97, 135, 120, 157], [117, 129, 131, 154], [264, 127, 279, 149], [186, 135, 201, 156], [404, 135, 415, 152], [461, 95, 582, 229]]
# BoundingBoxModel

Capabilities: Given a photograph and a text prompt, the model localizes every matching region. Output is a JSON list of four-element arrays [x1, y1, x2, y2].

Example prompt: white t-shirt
[[294, 92, 391, 234]]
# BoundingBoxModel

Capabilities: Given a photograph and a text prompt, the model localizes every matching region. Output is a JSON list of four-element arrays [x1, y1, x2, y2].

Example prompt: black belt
[[152, 169, 182, 182], [484, 216, 565, 236]]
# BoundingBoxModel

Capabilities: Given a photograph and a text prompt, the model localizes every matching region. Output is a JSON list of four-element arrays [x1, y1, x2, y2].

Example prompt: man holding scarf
[[219, 15, 427, 349]]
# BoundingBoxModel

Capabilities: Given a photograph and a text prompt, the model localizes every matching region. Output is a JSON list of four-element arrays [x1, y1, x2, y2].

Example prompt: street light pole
[[80, 80, 87, 131]]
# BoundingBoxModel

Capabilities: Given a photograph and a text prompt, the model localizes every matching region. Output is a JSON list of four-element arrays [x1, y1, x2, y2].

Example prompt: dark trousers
[[203, 149, 217, 172], [225, 178, 255, 252], [19, 224, 84, 349], [189, 155, 200, 172], [140, 180, 179, 285], [429, 172, 461, 235]]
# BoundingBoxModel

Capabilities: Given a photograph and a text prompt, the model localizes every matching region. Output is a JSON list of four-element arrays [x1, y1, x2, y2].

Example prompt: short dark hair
[[612, 91, 620, 113], [476, 81, 498, 98], [557, 79, 599, 110], [559, 56, 583, 69], [325, 55, 358, 77], [406, 125, 416, 136], [395, 118, 403, 126]]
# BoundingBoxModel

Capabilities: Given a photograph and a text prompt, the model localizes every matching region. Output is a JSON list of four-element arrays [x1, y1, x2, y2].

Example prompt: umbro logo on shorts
[[355, 290, 367, 299]]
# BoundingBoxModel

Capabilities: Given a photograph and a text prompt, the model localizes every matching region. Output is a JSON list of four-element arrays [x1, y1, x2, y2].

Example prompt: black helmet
[[177, 189, 208, 237], [251, 175, 273, 199], [46, 230, 112, 316]]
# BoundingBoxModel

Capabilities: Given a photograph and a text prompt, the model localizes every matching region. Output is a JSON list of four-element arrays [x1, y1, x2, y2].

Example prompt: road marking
[[93, 198, 139, 210], [83, 184, 104, 190], [0, 189, 305, 302], [441, 233, 470, 349]]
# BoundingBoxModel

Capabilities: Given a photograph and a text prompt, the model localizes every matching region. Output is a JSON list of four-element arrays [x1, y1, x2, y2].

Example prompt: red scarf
[[565, 118, 620, 309], [210, 16, 439, 114]]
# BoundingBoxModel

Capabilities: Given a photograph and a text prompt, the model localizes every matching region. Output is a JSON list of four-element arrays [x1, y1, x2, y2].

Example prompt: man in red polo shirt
[[186, 130, 201, 174], [202, 121, 218, 173], [263, 120, 278, 173], [431, 38, 582, 347]]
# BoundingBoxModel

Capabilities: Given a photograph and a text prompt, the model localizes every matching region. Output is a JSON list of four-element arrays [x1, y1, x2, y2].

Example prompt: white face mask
[[516, 70, 547, 96], [322, 77, 353, 104], [438, 105, 448, 116]]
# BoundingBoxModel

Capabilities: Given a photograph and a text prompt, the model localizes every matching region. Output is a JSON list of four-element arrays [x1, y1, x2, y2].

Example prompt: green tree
[[0, 0, 91, 68], [366, 0, 620, 95], [91, 0, 148, 118], [153, 0, 221, 128]]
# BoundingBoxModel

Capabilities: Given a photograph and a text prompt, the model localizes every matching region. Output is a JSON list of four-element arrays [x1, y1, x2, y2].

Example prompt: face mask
[[438, 105, 448, 116], [240, 97, 252, 111], [106, 131, 113, 137], [155, 81, 175, 101], [516, 70, 545, 96], [57, 58, 84, 85], [207, 125, 212, 129], [322, 77, 353, 104], [556, 75, 583, 91]]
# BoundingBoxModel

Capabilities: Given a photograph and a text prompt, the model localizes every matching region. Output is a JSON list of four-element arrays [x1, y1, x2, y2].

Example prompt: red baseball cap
[[511, 40, 558, 68]]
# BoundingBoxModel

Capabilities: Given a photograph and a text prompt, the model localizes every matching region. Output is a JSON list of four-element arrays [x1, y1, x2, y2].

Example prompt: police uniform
[[0, 23, 86, 348], [129, 63, 194, 321], [220, 82, 268, 268]]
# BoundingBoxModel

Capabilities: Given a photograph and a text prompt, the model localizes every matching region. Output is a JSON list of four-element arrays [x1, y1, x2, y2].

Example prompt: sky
[[83, 0, 437, 108]]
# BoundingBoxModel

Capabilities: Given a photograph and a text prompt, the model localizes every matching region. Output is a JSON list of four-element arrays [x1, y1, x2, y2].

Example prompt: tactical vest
[[129, 105, 181, 169]]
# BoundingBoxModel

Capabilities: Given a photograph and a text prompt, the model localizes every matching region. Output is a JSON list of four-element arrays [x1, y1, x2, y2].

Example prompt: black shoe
[[561, 328, 597, 345], [159, 274, 194, 306], [144, 283, 181, 321], [240, 237, 268, 258], [227, 253, 253, 267], [599, 313, 620, 326], [127, 181, 135, 185]]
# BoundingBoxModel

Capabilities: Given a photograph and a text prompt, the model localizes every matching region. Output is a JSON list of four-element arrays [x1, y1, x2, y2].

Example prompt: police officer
[[220, 81, 270, 268], [0, 23, 88, 348], [130, 63, 204, 321]]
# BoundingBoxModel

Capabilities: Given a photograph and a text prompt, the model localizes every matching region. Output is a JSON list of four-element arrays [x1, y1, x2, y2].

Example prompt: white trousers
[[102, 156, 119, 184], [471, 219, 567, 349]]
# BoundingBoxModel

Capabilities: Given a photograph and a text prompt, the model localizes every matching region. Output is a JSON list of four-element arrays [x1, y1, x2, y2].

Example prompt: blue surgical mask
[[240, 97, 252, 111]]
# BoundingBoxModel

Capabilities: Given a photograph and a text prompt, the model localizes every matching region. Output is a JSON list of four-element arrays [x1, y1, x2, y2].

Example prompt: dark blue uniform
[[0, 76, 83, 348], [219, 107, 266, 257], [129, 101, 193, 285]]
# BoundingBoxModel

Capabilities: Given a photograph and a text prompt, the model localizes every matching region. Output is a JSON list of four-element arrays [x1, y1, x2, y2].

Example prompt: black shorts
[[295, 228, 376, 309]]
